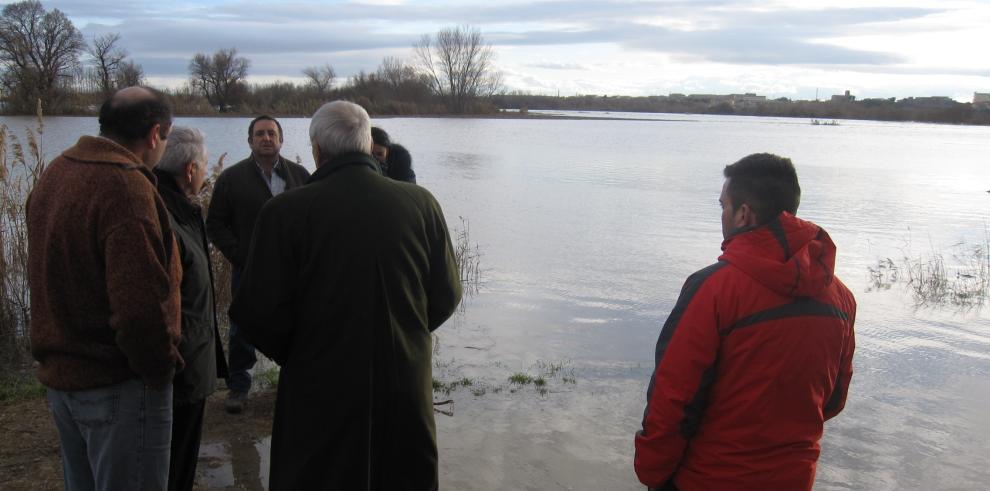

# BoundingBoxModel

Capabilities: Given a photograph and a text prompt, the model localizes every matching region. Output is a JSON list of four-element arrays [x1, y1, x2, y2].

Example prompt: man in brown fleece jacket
[[27, 86, 183, 491]]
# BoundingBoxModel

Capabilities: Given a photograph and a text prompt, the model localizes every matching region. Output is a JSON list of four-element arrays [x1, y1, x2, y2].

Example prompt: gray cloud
[[526, 61, 589, 70], [28, 0, 950, 78]]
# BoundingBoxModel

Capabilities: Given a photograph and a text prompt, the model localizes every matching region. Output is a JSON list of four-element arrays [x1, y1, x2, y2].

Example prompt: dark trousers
[[227, 267, 256, 394], [168, 399, 206, 491]]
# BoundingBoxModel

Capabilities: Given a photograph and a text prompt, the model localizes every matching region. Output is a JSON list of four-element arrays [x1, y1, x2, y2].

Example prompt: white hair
[[309, 101, 372, 163], [156, 126, 206, 175]]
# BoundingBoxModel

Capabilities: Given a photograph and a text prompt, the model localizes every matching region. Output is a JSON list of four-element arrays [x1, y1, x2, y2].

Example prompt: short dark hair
[[248, 115, 283, 142], [723, 153, 801, 224], [371, 126, 390, 147], [98, 87, 171, 145]]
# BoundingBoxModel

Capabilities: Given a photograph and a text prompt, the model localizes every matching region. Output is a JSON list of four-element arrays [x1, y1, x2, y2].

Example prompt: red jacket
[[635, 212, 856, 490]]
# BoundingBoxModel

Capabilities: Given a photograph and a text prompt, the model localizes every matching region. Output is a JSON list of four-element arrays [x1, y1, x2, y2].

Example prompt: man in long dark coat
[[230, 100, 462, 490]]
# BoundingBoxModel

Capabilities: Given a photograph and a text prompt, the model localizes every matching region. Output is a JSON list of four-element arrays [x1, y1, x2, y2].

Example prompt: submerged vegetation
[[868, 231, 990, 310], [431, 351, 577, 405], [453, 216, 484, 295]]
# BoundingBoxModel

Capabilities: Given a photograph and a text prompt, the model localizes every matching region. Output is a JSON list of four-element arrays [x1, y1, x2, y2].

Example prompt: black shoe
[[225, 391, 247, 414]]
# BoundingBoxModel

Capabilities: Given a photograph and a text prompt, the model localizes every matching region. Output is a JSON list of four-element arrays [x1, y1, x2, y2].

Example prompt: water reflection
[[433, 151, 491, 180], [197, 436, 271, 490]]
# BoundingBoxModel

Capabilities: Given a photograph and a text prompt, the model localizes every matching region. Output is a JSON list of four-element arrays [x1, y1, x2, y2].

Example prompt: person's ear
[[185, 161, 197, 184], [734, 203, 758, 229], [147, 124, 162, 150], [312, 143, 322, 167]]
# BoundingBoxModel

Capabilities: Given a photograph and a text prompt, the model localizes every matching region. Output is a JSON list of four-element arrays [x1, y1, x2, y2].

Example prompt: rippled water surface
[[5, 112, 989, 490]]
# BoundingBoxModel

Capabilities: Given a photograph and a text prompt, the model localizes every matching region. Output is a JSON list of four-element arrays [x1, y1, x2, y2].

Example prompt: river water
[[4, 112, 989, 490]]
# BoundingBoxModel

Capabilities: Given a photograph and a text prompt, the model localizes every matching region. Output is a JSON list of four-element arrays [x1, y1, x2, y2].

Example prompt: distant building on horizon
[[729, 93, 767, 106], [670, 92, 768, 108], [831, 90, 855, 103], [897, 96, 957, 109]]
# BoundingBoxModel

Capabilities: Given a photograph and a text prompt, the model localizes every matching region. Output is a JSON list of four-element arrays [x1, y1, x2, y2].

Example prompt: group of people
[[27, 86, 461, 490], [25, 85, 855, 491]]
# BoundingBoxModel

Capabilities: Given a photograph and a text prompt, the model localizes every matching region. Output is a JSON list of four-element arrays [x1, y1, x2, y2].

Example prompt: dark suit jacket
[[205, 155, 310, 269]]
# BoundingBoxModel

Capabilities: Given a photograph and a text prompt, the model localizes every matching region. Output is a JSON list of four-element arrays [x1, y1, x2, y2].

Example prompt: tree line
[[0, 1, 503, 116], [2, 1, 986, 125], [495, 93, 990, 125]]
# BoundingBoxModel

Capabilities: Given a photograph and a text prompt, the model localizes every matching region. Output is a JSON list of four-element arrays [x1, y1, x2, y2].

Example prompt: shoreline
[[2, 110, 984, 125], [0, 112, 665, 122]]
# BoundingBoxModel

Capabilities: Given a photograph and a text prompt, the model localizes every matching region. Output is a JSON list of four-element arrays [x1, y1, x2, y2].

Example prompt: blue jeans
[[227, 267, 256, 394], [47, 378, 173, 491]]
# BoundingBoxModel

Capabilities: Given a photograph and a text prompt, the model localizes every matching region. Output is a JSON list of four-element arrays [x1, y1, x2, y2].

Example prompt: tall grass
[[194, 154, 234, 340], [0, 101, 46, 373]]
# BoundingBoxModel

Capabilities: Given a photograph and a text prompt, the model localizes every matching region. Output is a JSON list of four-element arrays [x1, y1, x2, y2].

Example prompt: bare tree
[[302, 63, 335, 95], [413, 25, 502, 113], [86, 33, 126, 96], [376, 56, 418, 89], [116, 60, 144, 87], [0, 0, 84, 113], [189, 47, 250, 112]]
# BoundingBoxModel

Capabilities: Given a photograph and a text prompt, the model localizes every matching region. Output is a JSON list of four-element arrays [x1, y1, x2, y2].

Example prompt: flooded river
[[4, 111, 989, 490]]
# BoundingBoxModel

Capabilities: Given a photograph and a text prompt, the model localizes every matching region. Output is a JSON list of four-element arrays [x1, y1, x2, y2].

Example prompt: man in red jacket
[[635, 153, 856, 491]]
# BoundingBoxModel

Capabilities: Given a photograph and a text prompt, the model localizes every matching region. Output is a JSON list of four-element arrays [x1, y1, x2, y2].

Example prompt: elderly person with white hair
[[230, 101, 461, 490], [153, 126, 229, 491]]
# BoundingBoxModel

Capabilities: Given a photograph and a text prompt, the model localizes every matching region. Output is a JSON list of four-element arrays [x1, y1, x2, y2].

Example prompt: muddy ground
[[0, 389, 277, 491], [1, 377, 640, 490]]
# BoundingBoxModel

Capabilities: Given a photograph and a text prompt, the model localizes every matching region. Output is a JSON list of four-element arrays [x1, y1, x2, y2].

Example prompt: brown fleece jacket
[[27, 136, 183, 390]]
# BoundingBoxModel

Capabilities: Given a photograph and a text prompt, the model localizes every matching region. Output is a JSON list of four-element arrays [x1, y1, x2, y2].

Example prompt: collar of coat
[[153, 167, 201, 225], [308, 152, 381, 184], [62, 135, 157, 185]]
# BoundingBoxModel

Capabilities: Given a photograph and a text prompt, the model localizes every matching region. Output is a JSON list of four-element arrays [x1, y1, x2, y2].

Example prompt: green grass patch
[[259, 366, 280, 389], [508, 373, 534, 385], [0, 373, 46, 402], [432, 377, 475, 395]]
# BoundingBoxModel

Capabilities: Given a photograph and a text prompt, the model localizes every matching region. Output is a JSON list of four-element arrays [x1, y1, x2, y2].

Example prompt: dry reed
[[453, 216, 483, 294], [195, 153, 234, 340], [0, 101, 46, 372]]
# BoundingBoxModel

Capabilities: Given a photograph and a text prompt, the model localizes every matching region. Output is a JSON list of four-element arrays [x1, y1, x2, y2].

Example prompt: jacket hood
[[718, 212, 837, 297]]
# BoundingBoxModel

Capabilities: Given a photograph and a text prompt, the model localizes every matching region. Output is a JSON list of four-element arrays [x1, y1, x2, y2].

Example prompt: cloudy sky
[[21, 0, 990, 101]]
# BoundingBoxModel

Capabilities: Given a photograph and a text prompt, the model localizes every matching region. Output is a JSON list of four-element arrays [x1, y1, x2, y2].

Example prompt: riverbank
[[0, 389, 277, 490]]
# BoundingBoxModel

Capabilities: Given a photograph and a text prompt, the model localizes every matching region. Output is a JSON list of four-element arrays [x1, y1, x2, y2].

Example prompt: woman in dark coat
[[371, 126, 416, 183]]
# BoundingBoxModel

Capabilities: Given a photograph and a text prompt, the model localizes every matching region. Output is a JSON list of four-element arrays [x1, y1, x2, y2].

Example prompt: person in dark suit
[[205, 115, 310, 414]]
